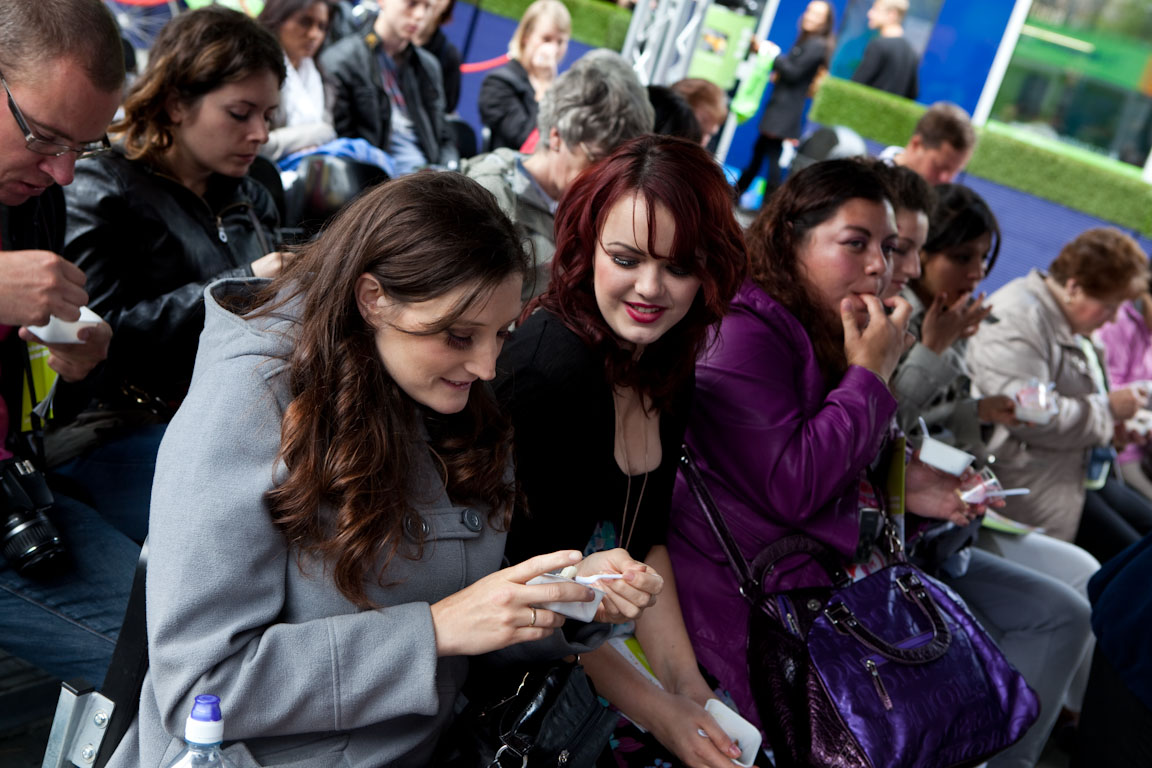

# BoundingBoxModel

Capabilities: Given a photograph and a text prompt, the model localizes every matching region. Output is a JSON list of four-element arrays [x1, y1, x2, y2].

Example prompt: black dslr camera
[[1, 458, 67, 578]]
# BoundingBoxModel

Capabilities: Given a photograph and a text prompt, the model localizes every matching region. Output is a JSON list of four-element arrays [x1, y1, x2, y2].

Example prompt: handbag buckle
[[824, 602, 856, 632], [490, 744, 528, 768], [897, 573, 926, 598]]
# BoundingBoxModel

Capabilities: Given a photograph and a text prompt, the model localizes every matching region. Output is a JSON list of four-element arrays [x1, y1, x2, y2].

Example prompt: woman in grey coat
[[106, 173, 660, 768]]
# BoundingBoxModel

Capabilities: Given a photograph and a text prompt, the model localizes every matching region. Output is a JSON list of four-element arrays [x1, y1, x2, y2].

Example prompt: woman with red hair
[[495, 134, 751, 767]]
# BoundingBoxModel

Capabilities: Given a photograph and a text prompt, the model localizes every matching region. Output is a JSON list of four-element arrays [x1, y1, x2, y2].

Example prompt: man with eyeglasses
[[0, 0, 139, 691]]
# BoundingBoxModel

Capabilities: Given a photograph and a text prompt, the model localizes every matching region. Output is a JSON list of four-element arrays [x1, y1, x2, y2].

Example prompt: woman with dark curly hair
[[106, 172, 633, 768], [496, 134, 751, 767], [667, 160, 1005, 763]]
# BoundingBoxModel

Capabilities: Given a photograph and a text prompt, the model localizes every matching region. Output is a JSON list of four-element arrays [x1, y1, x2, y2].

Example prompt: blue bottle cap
[[191, 694, 222, 722], [185, 694, 225, 744]]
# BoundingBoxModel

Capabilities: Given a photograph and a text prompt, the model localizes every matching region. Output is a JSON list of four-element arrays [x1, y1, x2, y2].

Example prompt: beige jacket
[[460, 149, 557, 302], [966, 270, 1114, 541]]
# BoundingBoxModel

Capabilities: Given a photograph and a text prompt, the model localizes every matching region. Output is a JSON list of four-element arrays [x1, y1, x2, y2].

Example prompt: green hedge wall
[[809, 77, 1152, 237], [465, 0, 633, 52]]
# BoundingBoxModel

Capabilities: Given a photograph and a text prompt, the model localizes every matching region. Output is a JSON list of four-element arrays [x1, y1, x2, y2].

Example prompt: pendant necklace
[[615, 388, 650, 552]]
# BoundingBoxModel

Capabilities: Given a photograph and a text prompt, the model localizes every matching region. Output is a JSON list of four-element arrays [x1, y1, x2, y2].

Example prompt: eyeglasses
[[1, 70, 110, 159]]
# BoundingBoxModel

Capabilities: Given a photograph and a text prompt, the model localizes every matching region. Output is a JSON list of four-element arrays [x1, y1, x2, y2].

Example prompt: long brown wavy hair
[[747, 159, 892, 385], [112, 6, 285, 166], [247, 173, 528, 607]]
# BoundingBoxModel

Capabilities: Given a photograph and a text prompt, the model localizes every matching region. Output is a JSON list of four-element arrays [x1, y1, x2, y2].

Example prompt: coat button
[[404, 516, 429, 539], [461, 508, 482, 532]]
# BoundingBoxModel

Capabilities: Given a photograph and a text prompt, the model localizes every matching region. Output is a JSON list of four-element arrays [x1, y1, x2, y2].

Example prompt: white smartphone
[[704, 698, 761, 767]]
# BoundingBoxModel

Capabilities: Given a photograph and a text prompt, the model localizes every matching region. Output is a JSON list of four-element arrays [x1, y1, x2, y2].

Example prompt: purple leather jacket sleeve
[[668, 281, 897, 733]]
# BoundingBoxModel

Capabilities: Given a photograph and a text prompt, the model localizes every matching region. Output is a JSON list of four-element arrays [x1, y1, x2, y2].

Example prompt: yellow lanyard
[[20, 342, 57, 432]]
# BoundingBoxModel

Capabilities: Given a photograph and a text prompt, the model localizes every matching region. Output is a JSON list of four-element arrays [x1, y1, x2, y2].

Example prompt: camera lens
[[2, 508, 67, 578]]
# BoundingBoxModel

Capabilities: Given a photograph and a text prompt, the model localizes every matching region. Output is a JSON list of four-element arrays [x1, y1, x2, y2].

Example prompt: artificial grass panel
[[809, 77, 923, 148], [809, 77, 1152, 236], [967, 122, 1152, 236], [464, 0, 633, 51]]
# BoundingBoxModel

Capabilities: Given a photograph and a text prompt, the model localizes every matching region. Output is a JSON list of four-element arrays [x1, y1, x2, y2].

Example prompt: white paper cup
[[1126, 409, 1152, 436], [1014, 404, 1055, 425], [526, 573, 604, 622], [918, 434, 976, 476], [26, 306, 102, 345]]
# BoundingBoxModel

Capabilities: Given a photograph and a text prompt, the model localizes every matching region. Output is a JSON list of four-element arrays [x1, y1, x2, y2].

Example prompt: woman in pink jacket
[[1097, 281, 1152, 501]]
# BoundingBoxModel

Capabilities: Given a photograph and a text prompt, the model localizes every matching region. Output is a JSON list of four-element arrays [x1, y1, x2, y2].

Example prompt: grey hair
[[535, 49, 655, 154], [0, 0, 124, 92]]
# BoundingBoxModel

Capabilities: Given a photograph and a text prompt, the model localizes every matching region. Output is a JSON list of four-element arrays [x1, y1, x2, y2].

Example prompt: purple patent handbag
[[679, 449, 1039, 768]]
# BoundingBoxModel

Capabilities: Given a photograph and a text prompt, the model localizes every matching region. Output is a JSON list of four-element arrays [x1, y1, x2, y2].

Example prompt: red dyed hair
[[531, 134, 748, 410]]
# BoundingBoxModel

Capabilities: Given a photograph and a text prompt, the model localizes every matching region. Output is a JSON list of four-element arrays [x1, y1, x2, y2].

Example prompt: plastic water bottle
[[163, 694, 236, 767]]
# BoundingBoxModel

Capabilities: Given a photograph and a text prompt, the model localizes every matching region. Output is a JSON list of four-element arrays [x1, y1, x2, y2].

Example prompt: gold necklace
[[614, 389, 650, 552]]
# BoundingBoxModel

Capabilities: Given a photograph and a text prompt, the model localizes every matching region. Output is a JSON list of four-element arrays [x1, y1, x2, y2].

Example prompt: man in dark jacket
[[1075, 534, 1152, 767], [0, 0, 139, 688], [320, 0, 458, 173], [851, 0, 919, 100]]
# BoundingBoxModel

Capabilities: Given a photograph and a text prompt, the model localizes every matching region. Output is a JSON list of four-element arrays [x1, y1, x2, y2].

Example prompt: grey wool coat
[[966, 269, 1115, 541], [107, 278, 608, 768]]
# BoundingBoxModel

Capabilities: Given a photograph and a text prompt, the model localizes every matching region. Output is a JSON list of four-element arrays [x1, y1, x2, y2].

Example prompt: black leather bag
[[444, 660, 618, 768]]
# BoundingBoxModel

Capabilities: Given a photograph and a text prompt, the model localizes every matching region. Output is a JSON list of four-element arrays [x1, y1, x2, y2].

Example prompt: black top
[[851, 35, 919, 100], [759, 34, 830, 139], [422, 28, 462, 114], [1, 189, 66, 453], [478, 60, 538, 152], [320, 30, 458, 166], [494, 309, 692, 563], [62, 150, 278, 405]]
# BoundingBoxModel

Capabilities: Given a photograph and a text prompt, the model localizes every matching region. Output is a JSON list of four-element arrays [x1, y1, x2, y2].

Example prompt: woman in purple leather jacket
[[667, 160, 977, 736]]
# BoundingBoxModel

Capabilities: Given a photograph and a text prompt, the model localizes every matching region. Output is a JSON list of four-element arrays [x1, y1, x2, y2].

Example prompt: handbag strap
[[490, 662, 573, 766], [679, 447, 849, 603], [679, 447, 759, 601], [824, 571, 952, 664], [681, 448, 952, 664], [749, 534, 851, 589]]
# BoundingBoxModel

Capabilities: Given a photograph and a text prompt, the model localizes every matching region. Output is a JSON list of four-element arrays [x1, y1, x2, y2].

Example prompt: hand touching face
[[798, 196, 897, 327]]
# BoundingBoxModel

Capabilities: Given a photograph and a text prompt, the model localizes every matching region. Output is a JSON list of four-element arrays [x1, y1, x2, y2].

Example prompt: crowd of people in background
[[2, 1, 1152, 767]]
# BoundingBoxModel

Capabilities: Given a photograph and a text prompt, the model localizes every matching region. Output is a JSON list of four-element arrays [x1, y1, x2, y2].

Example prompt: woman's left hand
[[906, 457, 979, 526], [576, 548, 663, 623], [644, 689, 753, 768]]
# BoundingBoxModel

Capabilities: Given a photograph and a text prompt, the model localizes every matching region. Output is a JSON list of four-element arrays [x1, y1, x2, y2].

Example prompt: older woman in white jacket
[[967, 228, 1152, 564]]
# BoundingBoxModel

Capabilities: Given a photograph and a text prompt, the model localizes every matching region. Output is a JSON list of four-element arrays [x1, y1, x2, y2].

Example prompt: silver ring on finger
[[528, 606, 537, 627]]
